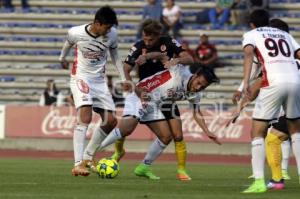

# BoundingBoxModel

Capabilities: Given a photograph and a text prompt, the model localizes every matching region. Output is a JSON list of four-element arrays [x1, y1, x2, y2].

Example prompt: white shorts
[[122, 92, 167, 123], [253, 83, 300, 120], [70, 76, 115, 111]]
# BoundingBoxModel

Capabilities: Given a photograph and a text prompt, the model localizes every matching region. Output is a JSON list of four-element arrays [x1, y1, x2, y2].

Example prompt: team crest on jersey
[[76, 79, 90, 94], [160, 44, 167, 52]]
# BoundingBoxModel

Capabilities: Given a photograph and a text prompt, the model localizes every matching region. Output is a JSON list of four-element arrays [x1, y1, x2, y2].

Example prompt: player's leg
[[243, 85, 285, 193], [109, 92, 142, 161], [265, 127, 287, 189], [72, 106, 93, 176], [83, 108, 117, 172], [284, 83, 300, 184], [134, 120, 172, 180], [100, 116, 139, 159], [287, 119, 300, 184], [167, 118, 191, 181], [70, 77, 93, 176], [281, 139, 291, 180]]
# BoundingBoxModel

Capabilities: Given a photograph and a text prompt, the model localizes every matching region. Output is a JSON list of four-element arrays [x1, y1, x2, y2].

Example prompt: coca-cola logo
[[181, 110, 248, 140], [41, 106, 100, 137]]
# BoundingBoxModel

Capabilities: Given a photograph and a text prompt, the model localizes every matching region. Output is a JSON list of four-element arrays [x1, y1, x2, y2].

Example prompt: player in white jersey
[[58, 6, 126, 176], [98, 64, 220, 179], [241, 10, 300, 193]]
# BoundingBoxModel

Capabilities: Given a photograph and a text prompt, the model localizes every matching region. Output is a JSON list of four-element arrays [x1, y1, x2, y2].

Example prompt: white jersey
[[61, 24, 118, 79], [243, 27, 300, 87], [136, 64, 202, 104]]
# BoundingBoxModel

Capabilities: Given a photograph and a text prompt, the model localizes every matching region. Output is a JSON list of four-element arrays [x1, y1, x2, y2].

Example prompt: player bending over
[[98, 63, 221, 179]]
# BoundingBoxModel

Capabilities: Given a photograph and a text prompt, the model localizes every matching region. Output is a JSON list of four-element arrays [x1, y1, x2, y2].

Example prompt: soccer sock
[[143, 138, 167, 165], [73, 124, 88, 166], [281, 140, 291, 171], [175, 140, 187, 171], [251, 137, 265, 179], [83, 127, 107, 161], [265, 132, 283, 181], [291, 133, 300, 176], [115, 138, 125, 154], [99, 128, 123, 150]]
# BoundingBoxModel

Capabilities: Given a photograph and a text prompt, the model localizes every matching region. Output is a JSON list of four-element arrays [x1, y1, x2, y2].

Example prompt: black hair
[[249, 9, 269, 28], [94, 6, 118, 26], [193, 64, 220, 84], [270, 18, 289, 33]]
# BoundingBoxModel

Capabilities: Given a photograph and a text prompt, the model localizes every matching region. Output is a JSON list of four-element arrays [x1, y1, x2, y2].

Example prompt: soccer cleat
[[134, 163, 160, 180], [111, 149, 126, 162], [71, 164, 90, 177], [267, 179, 285, 190], [282, 170, 291, 180], [177, 169, 192, 181], [242, 179, 267, 193], [83, 159, 98, 173]]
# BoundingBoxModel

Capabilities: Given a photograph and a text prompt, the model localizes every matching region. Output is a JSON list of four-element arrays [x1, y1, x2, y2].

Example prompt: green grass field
[[0, 158, 299, 199]]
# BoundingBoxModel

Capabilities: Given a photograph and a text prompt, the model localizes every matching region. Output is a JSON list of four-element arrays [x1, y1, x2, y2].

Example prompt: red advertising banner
[[5, 105, 252, 143]]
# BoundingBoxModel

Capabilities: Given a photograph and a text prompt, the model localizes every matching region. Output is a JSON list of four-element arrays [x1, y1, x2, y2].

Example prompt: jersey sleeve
[[66, 28, 77, 45], [124, 43, 142, 67], [242, 31, 256, 49], [109, 28, 118, 49]]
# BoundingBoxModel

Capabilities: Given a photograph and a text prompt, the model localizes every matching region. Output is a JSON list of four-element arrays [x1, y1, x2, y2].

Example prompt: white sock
[[281, 140, 291, 171], [99, 128, 122, 150], [73, 124, 88, 166], [83, 127, 107, 161], [143, 138, 167, 165], [251, 138, 265, 179], [291, 133, 300, 175]]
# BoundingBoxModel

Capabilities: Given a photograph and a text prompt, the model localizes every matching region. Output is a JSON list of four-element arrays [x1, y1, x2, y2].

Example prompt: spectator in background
[[162, 0, 182, 39], [231, 0, 269, 26], [192, 34, 220, 73], [181, 40, 196, 62], [137, 0, 163, 39], [3, 0, 29, 9], [39, 79, 60, 106], [209, 0, 235, 29]]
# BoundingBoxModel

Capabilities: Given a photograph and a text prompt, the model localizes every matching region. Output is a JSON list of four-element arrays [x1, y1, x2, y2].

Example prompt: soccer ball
[[96, 158, 119, 179]]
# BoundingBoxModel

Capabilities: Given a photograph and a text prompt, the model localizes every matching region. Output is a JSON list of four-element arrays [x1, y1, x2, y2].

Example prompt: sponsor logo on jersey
[[83, 51, 102, 59], [137, 70, 171, 92]]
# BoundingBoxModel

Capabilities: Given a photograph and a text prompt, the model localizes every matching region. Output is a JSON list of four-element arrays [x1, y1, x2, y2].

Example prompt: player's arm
[[243, 45, 255, 98], [59, 29, 75, 69], [109, 47, 126, 81], [192, 104, 221, 145], [135, 52, 169, 66]]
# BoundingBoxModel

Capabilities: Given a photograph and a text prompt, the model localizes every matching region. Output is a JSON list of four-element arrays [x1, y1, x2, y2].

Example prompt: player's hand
[[206, 131, 221, 145], [164, 58, 179, 69], [243, 83, 251, 100], [122, 80, 133, 92], [60, 60, 69, 69], [225, 111, 240, 127], [135, 55, 147, 66], [232, 91, 242, 104]]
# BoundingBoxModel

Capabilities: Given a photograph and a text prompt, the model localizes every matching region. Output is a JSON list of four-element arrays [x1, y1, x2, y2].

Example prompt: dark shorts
[[271, 116, 289, 135]]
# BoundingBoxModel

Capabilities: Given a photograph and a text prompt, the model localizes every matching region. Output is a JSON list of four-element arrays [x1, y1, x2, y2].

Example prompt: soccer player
[[106, 19, 195, 181], [232, 18, 293, 189], [58, 6, 126, 176], [99, 63, 221, 178], [241, 10, 300, 193]]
